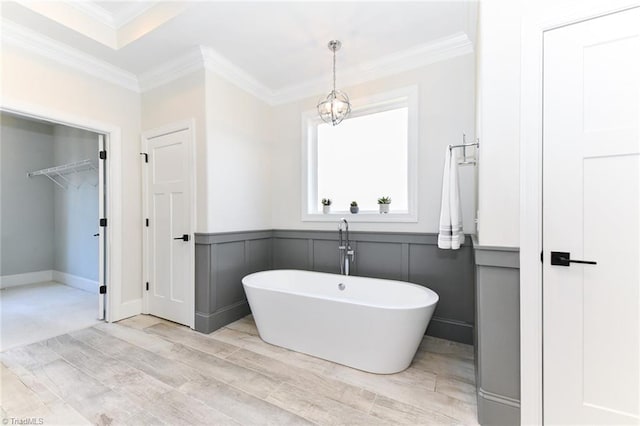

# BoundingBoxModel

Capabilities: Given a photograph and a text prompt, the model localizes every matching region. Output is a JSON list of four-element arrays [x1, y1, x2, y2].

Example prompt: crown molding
[[271, 32, 474, 105], [67, 1, 115, 28], [2, 16, 473, 104], [1, 19, 140, 93], [109, 2, 159, 28], [67, 1, 158, 29], [139, 33, 473, 105], [138, 47, 204, 92], [138, 45, 275, 100], [200, 46, 275, 103]]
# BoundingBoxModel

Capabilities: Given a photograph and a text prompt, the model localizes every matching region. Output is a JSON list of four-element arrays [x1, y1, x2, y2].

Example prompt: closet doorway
[[0, 112, 107, 351]]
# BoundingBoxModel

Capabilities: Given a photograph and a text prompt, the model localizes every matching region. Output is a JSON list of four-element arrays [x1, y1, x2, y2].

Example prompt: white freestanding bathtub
[[242, 269, 439, 374]]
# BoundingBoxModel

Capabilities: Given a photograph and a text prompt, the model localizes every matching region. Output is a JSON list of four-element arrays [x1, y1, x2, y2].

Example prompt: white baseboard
[[0, 270, 54, 289], [52, 271, 99, 294]]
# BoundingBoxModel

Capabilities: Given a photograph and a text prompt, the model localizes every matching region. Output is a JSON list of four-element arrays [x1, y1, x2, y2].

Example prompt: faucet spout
[[338, 218, 352, 275]]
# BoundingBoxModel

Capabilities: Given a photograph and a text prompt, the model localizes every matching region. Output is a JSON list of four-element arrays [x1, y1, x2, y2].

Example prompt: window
[[302, 86, 418, 222]]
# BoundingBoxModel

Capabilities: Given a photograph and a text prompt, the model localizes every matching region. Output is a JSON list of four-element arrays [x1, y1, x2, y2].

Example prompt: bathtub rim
[[242, 269, 439, 310]]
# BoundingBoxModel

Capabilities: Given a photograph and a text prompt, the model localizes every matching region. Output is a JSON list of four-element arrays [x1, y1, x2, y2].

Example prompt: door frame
[[1, 98, 122, 322], [141, 119, 196, 328], [519, 2, 639, 424]]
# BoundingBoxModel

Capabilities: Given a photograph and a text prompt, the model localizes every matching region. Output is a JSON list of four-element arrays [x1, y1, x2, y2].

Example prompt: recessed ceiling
[[1, 1, 477, 94]]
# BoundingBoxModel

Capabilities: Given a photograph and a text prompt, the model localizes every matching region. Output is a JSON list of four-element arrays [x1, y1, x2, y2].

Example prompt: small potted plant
[[350, 201, 359, 214], [321, 198, 332, 214], [377, 196, 391, 214]]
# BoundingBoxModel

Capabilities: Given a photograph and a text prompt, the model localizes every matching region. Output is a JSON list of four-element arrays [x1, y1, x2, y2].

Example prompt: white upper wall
[[475, 0, 522, 247], [271, 54, 477, 233], [204, 70, 272, 233]]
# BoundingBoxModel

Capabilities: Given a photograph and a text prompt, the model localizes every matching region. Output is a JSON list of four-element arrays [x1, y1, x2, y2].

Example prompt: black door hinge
[[540, 251, 543, 263], [99, 285, 107, 294], [99, 150, 107, 160], [100, 218, 107, 227], [140, 153, 148, 163], [145, 282, 149, 291], [145, 218, 149, 227]]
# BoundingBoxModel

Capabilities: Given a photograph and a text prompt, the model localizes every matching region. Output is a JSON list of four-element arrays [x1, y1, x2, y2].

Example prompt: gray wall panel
[[427, 317, 474, 344], [246, 238, 272, 274], [215, 241, 247, 310], [475, 247, 519, 268], [195, 230, 272, 244], [272, 238, 309, 270], [409, 244, 474, 324], [477, 266, 520, 398], [355, 241, 403, 280], [474, 244, 520, 426], [312, 239, 341, 274], [477, 393, 520, 426], [194, 243, 211, 315]]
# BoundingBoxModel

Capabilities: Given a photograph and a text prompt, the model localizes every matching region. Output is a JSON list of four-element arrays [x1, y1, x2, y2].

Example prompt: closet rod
[[27, 159, 97, 190], [449, 142, 480, 150], [27, 159, 96, 177]]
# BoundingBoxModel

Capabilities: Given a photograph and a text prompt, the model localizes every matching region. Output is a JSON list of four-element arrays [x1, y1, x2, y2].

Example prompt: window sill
[[302, 211, 418, 223]]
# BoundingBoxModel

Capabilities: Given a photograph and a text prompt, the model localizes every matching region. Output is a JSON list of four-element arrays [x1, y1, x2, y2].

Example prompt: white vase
[[379, 203, 390, 214], [322, 205, 330, 214]]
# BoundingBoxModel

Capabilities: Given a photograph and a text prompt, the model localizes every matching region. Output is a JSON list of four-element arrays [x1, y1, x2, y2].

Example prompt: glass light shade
[[317, 90, 352, 126]]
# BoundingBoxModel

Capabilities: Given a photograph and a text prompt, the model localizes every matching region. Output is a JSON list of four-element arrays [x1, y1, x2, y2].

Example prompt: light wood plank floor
[[1, 314, 478, 425]]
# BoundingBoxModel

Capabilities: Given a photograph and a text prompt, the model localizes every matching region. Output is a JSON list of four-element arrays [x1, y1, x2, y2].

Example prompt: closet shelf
[[27, 159, 97, 189]]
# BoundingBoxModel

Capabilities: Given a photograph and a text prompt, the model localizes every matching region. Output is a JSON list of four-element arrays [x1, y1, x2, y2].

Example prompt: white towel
[[438, 146, 465, 250]]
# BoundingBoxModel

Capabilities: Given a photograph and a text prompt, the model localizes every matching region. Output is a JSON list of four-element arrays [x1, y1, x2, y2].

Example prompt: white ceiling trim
[[142, 32, 473, 105], [200, 46, 276, 103], [1, 19, 140, 92], [137, 47, 204, 92], [271, 32, 474, 105], [67, 1, 158, 29], [2, 18, 473, 104], [138, 45, 277, 101], [67, 2, 115, 28], [109, 2, 159, 28]]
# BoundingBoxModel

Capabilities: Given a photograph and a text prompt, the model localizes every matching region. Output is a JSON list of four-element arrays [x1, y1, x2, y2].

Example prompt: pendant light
[[317, 40, 351, 126]]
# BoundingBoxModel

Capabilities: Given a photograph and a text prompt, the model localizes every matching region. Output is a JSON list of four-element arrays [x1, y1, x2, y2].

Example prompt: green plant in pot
[[350, 201, 359, 214], [377, 196, 391, 214], [321, 198, 332, 214]]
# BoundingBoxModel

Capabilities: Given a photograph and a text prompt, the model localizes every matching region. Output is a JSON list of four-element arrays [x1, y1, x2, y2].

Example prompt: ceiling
[[1, 1, 477, 97]]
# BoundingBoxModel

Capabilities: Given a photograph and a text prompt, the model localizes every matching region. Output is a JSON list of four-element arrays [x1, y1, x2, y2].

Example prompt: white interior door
[[143, 123, 194, 327], [543, 8, 639, 424]]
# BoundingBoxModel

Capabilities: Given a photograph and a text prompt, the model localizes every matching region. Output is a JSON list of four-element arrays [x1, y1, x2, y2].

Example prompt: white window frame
[[301, 85, 419, 222]]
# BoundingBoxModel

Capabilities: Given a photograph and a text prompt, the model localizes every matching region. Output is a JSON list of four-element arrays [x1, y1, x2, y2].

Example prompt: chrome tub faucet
[[338, 218, 355, 275]]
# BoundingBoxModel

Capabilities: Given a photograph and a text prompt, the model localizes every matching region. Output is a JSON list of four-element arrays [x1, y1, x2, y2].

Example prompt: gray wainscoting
[[195, 230, 273, 333], [195, 230, 475, 344], [473, 241, 520, 426]]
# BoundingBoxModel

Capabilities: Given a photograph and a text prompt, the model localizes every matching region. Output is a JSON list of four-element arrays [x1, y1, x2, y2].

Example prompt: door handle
[[550, 251, 597, 266], [173, 234, 189, 242]]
